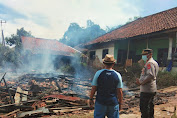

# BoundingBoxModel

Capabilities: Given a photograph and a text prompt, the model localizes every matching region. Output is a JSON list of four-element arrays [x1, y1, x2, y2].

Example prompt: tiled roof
[[86, 7, 177, 45], [21, 36, 77, 56], [74, 44, 88, 52]]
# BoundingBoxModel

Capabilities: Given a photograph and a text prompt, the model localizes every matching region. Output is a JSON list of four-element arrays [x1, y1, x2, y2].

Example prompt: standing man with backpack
[[89, 54, 123, 118]]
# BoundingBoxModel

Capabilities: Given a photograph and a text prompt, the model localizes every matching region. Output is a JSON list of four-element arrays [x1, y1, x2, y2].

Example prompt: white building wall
[[109, 46, 114, 55], [95, 49, 102, 62], [95, 46, 115, 62]]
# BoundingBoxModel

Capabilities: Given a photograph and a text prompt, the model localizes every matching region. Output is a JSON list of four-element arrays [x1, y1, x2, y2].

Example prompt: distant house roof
[[85, 7, 177, 45], [74, 44, 88, 52], [21, 36, 79, 56]]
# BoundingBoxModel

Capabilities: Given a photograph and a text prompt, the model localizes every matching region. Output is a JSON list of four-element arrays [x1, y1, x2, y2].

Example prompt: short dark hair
[[103, 62, 115, 67]]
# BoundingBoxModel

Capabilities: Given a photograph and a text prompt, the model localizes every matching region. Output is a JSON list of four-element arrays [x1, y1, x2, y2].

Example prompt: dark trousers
[[140, 92, 156, 118]]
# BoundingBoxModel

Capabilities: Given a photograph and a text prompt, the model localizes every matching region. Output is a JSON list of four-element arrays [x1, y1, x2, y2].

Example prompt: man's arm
[[89, 86, 97, 107], [140, 75, 154, 85], [136, 75, 153, 86], [137, 63, 155, 85], [117, 88, 123, 110], [90, 86, 97, 99]]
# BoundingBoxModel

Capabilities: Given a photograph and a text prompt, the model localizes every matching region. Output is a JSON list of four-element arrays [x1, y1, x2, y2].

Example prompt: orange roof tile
[[21, 36, 76, 56], [86, 7, 177, 45]]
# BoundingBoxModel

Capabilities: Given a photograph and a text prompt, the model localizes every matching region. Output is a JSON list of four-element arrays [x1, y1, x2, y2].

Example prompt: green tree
[[106, 16, 141, 32], [60, 20, 106, 47], [60, 23, 83, 47], [126, 16, 141, 24], [106, 25, 122, 32], [0, 46, 20, 68], [5, 27, 33, 51], [0, 27, 33, 68]]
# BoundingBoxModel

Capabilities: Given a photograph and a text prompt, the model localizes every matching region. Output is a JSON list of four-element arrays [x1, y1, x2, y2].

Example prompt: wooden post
[[127, 40, 130, 59], [167, 37, 173, 60], [175, 32, 177, 52], [0, 73, 14, 104], [146, 38, 149, 49], [125, 40, 132, 67], [0, 20, 6, 46]]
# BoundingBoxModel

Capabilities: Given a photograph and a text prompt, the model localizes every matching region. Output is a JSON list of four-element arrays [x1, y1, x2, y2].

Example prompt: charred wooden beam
[[54, 80, 62, 93], [2, 109, 20, 117], [0, 73, 14, 104], [43, 94, 80, 102], [50, 105, 90, 110], [35, 87, 56, 99], [0, 100, 37, 113], [0, 103, 17, 113], [17, 107, 50, 118], [52, 108, 82, 113]]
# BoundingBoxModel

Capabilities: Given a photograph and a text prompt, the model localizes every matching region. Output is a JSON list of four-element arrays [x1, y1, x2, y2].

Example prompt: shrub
[[123, 63, 177, 89], [157, 71, 177, 89], [60, 65, 75, 75], [123, 63, 142, 88]]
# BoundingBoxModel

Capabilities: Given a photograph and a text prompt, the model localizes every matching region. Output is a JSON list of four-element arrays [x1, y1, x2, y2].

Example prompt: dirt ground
[[54, 86, 177, 118], [120, 86, 177, 118]]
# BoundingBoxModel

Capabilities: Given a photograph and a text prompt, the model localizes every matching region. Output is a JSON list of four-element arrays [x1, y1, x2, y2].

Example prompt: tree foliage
[[60, 17, 141, 47], [59, 20, 106, 47], [5, 27, 33, 50], [0, 28, 33, 69], [0, 45, 21, 68], [125, 16, 141, 24], [106, 16, 141, 32]]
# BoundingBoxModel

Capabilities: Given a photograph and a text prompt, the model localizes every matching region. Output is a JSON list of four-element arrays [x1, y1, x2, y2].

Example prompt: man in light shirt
[[89, 54, 123, 118], [136, 49, 159, 118]]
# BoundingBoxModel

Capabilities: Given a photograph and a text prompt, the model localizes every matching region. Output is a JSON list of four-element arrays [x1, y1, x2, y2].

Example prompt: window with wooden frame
[[90, 51, 96, 60], [102, 49, 109, 59]]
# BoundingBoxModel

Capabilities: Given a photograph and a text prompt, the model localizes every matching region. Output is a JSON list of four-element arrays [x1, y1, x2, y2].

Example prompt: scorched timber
[[43, 94, 80, 102]]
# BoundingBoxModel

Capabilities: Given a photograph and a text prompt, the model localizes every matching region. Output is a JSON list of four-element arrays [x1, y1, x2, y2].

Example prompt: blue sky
[[0, 0, 177, 40]]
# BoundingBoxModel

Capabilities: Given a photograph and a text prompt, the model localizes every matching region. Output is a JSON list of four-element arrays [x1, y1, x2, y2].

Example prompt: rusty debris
[[0, 73, 91, 117], [43, 94, 80, 101], [0, 72, 176, 117]]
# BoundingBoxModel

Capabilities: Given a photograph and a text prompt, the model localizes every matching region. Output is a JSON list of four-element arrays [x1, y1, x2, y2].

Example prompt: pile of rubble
[[120, 88, 177, 115], [0, 72, 176, 117], [0, 73, 92, 117]]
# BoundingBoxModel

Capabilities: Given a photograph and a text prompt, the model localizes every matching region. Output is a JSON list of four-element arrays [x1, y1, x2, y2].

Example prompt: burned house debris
[[0, 72, 92, 117], [21, 36, 83, 73], [0, 72, 176, 117], [0, 35, 95, 117]]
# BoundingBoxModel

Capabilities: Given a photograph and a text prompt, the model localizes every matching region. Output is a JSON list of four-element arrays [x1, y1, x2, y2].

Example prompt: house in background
[[83, 7, 177, 71], [21, 36, 81, 72], [21, 36, 78, 56]]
